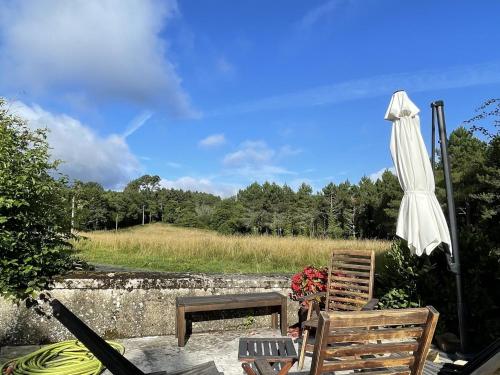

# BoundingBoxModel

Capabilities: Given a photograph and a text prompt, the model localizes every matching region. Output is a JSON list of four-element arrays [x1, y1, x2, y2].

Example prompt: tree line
[[70, 169, 404, 239], [70, 120, 498, 244]]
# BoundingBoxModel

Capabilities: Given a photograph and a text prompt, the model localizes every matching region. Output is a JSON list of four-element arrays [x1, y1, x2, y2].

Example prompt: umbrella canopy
[[385, 91, 452, 256]]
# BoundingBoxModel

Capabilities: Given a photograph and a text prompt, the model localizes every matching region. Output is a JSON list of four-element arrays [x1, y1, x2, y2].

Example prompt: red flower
[[289, 265, 328, 302]]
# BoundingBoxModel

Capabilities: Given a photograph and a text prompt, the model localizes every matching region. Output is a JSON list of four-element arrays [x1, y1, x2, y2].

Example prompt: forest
[[70, 123, 498, 244]]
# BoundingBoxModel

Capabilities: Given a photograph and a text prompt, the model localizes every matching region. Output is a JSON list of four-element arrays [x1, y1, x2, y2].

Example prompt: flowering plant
[[289, 265, 328, 306]]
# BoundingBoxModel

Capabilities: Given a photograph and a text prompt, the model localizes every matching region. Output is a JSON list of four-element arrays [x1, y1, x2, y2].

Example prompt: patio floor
[[0, 329, 311, 375], [1, 328, 463, 375]]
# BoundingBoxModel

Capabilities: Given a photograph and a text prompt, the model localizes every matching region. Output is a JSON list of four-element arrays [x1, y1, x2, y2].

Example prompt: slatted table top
[[177, 292, 285, 306], [238, 337, 297, 362]]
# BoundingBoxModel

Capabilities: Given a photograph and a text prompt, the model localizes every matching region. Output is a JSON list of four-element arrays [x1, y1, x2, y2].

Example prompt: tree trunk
[[71, 195, 75, 234], [142, 205, 145, 225]]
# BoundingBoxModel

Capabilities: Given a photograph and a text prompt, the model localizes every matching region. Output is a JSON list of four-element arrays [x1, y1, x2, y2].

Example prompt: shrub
[[0, 99, 76, 301], [376, 237, 500, 347]]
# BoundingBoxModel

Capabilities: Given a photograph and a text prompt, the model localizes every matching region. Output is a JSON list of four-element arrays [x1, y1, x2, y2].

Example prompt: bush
[[0, 100, 76, 301], [376, 237, 500, 348]]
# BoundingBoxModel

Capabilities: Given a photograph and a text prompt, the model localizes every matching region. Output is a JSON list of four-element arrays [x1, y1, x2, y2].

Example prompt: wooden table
[[238, 337, 297, 375], [176, 292, 288, 347]]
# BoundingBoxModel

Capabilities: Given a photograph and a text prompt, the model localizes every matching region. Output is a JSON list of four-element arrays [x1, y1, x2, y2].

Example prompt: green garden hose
[[1, 340, 124, 375]]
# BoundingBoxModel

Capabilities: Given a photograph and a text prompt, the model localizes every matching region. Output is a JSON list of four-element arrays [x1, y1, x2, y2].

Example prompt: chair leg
[[298, 328, 309, 370], [242, 363, 257, 375], [298, 306, 313, 370]]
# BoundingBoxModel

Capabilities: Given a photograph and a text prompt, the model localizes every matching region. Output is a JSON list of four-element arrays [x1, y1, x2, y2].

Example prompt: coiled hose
[[1, 340, 124, 375]]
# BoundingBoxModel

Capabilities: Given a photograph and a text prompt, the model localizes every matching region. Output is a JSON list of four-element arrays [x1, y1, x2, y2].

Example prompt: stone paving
[[0, 329, 311, 375]]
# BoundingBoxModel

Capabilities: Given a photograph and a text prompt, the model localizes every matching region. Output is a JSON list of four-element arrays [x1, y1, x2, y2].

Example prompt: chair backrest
[[325, 250, 375, 311], [310, 307, 439, 375]]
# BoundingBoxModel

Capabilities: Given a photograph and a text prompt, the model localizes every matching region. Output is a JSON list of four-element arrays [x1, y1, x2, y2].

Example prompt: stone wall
[[0, 272, 298, 345]]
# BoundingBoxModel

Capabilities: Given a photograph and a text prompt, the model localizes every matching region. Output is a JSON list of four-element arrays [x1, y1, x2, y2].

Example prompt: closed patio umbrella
[[384, 90, 452, 256]]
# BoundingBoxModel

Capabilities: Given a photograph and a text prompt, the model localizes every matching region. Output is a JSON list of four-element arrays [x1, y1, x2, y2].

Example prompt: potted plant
[[288, 266, 328, 336]]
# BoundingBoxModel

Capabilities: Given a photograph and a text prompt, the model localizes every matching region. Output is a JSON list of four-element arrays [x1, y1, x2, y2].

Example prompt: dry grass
[[74, 223, 390, 274]]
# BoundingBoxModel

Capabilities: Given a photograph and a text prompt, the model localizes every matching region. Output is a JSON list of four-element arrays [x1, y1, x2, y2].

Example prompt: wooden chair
[[298, 249, 377, 369], [252, 306, 439, 375]]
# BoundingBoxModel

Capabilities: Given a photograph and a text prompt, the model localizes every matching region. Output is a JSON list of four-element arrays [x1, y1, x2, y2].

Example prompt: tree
[[106, 190, 127, 231], [374, 170, 402, 237], [123, 174, 161, 224], [0, 99, 75, 301], [435, 127, 487, 227], [356, 177, 378, 238], [72, 181, 109, 231]]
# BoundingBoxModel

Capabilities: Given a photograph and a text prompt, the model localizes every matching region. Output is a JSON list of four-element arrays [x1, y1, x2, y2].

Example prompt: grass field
[[74, 223, 390, 274]]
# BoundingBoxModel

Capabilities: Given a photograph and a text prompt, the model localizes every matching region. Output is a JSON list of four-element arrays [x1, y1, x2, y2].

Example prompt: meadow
[[74, 223, 390, 274]]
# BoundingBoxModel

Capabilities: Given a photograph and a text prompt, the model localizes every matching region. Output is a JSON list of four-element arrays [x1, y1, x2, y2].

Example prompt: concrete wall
[[0, 272, 299, 345]]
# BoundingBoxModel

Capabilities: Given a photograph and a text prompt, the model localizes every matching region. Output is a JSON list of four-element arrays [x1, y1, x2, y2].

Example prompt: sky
[[1, 0, 500, 197]]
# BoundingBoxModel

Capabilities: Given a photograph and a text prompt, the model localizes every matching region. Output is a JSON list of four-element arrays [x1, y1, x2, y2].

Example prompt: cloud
[[223, 141, 274, 166], [199, 133, 226, 148], [123, 110, 154, 138], [222, 140, 296, 181], [369, 167, 396, 181], [10, 101, 141, 189], [298, 0, 345, 29], [0, 0, 198, 117], [278, 145, 302, 158], [166, 161, 182, 168], [160, 176, 239, 197], [215, 56, 236, 76], [209, 61, 500, 116]]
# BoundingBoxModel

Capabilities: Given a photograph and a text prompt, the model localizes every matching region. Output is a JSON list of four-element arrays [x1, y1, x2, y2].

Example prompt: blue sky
[[1, 0, 500, 196]]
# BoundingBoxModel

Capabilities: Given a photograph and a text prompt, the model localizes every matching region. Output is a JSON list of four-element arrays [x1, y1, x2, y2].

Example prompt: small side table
[[238, 338, 297, 375]]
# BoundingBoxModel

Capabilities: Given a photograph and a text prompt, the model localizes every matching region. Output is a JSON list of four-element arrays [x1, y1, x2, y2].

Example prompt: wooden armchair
[[252, 306, 439, 375], [298, 249, 377, 369]]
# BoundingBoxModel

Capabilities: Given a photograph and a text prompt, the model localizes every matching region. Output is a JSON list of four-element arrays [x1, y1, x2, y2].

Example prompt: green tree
[[0, 100, 75, 301], [374, 170, 402, 237], [106, 190, 127, 231], [72, 181, 109, 230]]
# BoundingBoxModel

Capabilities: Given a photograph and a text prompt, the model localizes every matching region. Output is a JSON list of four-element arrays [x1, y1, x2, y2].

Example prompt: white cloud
[[10, 101, 141, 189], [223, 140, 274, 166], [369, 167, 396, 181], [278, 145, 302, 158], [166, 161, 182, 168], [209, 61, 500, 116], [298, 0, 344, 29], [160, 176, 239, 197], [123, 111, 154, 138], [0, 0, 198, 117], [222, 140, 296, 182], [199, 134, 226, 148]]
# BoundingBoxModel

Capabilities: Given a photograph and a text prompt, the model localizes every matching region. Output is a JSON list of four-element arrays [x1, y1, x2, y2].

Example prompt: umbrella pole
[[432, 100, 468, 354], [431, 105, 436, 169]]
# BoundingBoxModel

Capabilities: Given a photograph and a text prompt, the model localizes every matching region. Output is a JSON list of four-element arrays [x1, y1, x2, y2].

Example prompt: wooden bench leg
[[175, 305, 178, 338], [271, 309, 278, 329], [177, 306, 186, 347], [280, 298, 287, 336]]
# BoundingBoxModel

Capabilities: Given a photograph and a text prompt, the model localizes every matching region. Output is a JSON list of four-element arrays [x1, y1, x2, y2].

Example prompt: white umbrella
[[385, 90, 452, 256]]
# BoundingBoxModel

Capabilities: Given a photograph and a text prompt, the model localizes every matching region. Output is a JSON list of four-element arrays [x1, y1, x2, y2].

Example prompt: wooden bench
[[176, 292, 288, 347]]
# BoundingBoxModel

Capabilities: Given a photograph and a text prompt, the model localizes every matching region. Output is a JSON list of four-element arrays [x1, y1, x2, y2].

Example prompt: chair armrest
[[254, 359, 277, 375], [296, 292, 326, 302], [361, 298, 379, 311]]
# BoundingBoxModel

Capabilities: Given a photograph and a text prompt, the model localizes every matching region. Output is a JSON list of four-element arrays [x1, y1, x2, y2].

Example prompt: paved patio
[[1, 328, 462, 375], [0, 329, 311, 375]]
